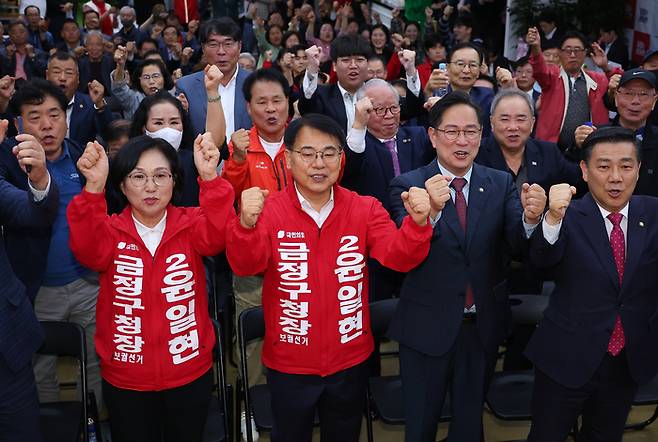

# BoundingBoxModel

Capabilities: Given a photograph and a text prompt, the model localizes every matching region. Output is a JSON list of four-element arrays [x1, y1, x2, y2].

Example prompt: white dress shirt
[[295, 183, 335, 228], [133, 213, 167, 257], [302, 71, 359, 130], [65, 96, 75, 138], [218, 67, 239, 141], [346, 127, 398, 155], [543, 201, 629, 250], [28, 174, 52, 201]]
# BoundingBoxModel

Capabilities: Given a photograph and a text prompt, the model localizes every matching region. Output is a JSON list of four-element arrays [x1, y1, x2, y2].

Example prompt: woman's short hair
[[130, 91, 195, 150], [132, 59, 175, 94], [109, 135, 184, 209]]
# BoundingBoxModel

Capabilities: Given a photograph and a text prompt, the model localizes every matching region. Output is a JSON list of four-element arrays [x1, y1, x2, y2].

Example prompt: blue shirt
[[42, 141, 88, 286]]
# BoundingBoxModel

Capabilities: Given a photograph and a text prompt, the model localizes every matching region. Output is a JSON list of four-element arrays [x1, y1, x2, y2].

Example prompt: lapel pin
[[531, 161, 537, 166], [79, 104, 83, 108], [639, 221, 645, 227], [478, 187, 484, 192], [402, 138, 410, 143]]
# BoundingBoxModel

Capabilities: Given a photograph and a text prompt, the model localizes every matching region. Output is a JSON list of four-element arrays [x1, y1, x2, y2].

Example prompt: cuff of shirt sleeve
[[28, 173, 51, 202], [346, 127, 367, 153], [541, 217, 562, 245]]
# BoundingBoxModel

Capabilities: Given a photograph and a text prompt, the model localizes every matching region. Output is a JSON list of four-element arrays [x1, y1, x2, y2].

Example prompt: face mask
[[145, 127, 183, 151], [121, 19, 134, 28]]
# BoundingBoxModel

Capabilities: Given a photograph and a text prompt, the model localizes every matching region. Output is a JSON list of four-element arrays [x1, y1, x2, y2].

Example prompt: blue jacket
[[387, 161, 525, 356], [0, 171, 59, 373], [176, 67, 252, 137], [0, 138, 85, 301], [526, 193, 658, 388], [69, 91, 116, 146]]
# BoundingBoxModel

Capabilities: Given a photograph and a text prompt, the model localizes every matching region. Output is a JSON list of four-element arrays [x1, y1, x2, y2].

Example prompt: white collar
[[337, 82, 359, 100], [596, 200, 629, 222], [68, 96, 75, 107], [132, 212, 167, 235], [220, 66, 239, 89], [437, 161, 474, 183], [294, 182, 334, 211]]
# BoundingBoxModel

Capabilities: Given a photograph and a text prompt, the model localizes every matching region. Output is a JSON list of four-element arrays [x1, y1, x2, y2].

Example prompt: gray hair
[[356, 78, 399, 101], [238, 52, 256, 64], [119, 6, 136, 16], [84, 30, 105, 45], [490, 88, 535, 116]]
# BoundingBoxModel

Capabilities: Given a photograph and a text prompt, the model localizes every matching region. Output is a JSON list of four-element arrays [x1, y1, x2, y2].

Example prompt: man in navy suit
[[0, 118, 58, 442], [387, 92, 547, 441], [46, 51, 115, 146], [176, 18, 252, 139], [476, 89, 582, 193], [526, 127, 658, 441]]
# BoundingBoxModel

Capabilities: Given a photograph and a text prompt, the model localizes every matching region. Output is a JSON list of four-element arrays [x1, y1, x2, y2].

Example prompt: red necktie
[[451, 178, 474, 309], [384, 139, 401, 177], [607, 212, 626, 356]]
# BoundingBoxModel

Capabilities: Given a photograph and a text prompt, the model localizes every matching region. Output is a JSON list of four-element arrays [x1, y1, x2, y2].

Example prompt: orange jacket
[[221, 127, 290, 202]]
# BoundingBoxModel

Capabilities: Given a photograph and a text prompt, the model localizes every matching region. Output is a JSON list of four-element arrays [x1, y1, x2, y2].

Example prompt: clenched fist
[[77, 141, 109, 193], [495, 67, 515, 89], [353, 96, 373, 130], [240, 187, 270, 228], [194, 132, 220, 180], [521, 183, 547, 224], [13, 133, 49, 188], [425, 174, 451, 216], [574, 124, 596, 148], [231, 129, 250, 163], [305, 45, 322, 76], [398, 49, 416, 76], [546, 183, 577, 225], [204, 63, 224, 92], [401, 186, 431, 226], [526, 27, 541, 53]]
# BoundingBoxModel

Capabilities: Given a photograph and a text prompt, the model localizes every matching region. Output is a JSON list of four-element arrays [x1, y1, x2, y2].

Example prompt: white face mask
[[145, 127, 183, 151]]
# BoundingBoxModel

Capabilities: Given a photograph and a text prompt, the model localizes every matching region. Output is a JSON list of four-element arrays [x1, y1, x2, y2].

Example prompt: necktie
[[607, 212, 626, 356], [384, 139, 401, 177], [451, 178, 474, 309]]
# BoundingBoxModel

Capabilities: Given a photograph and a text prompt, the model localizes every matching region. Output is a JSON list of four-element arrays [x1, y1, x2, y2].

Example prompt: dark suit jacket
[[341, 126, 435, 211], [0, 138, 85, 301], [176, 67, 252, 137], [635, 125, 658, 197], [1, 50, 47, 79], [475, 136, 582, 191], [387, 161, 526, 356], [0, 177, 59, 374], [77, 54, 114, 97], [604, 38, 629, 69], [69, 91, 116, 146], [525, 193, 658, 388]]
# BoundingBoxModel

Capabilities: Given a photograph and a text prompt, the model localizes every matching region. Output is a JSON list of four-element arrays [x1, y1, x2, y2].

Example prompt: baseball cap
[[641, 49, 658, 65], [618, 68, 656, 89]]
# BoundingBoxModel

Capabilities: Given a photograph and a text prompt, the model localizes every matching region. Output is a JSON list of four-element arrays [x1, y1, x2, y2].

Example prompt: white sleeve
[[27, 173, 51, 202], [346, 127, 366, 153], [302, 70, 318, 99], [542, 217, 563, 245], [406, 71, 421, 97]]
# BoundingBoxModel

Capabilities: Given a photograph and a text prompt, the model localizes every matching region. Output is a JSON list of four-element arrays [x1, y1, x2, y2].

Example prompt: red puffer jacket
[[67, 176, 235, 391], [226, 184, 432, 376]]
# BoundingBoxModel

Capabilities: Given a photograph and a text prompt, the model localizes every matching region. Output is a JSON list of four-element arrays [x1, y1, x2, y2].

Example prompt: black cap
[[641, 49, 658, 65], [582, 126, 636, 152], [618, 68, 656, 89]]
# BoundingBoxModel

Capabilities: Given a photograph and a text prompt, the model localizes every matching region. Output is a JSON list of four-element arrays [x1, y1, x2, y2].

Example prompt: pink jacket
[[530, 51, 620, 143]]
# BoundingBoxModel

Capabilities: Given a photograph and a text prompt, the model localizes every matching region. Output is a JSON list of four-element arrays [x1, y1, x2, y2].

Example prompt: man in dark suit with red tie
[[388, 92, 548, 441], [526, 126, 658, 441]]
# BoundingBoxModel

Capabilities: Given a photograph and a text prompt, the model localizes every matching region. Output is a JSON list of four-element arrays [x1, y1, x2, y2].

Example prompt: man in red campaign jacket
[[226, 114, 434, 442]]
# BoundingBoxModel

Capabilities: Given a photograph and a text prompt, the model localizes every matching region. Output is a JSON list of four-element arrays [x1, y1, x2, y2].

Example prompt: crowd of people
[[2, 1, 658, 442]]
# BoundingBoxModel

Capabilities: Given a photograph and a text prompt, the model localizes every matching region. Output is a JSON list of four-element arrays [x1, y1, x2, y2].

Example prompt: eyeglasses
[[140, 72, 162, 81], [204, 40, 237, 51], [616, 89, 656, 101], [337, 56, 367, 66], [373, 104, 401, 117], [292, 147, 342, 164], [434, 127, 481, 140], [560, 47, 586, 55], [51, 69, 77, 79], [127, 172, 173, 187], [449, 60, 480, 71]]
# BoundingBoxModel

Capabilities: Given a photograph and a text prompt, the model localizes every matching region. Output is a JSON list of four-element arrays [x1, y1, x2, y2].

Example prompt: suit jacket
[[0, 174, 59, 374], [0, 138, 85, 301], [1, 50, 47, 79], [525, 193, 658, 388], [341, 126, 435, 212], [635, 125, 658, 197], [475, 136, 582, 191], [77, 54, 114, 98], [176, 67, 252, 137], [604, 38, 629, 69], [387, 161, 526, 356], [69, 91, 116, 146]]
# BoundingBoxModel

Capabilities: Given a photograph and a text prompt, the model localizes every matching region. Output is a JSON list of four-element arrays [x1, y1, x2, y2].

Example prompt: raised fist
[[401, 186, 431, 226], [88, 80, 105, 108], [526, 27, 541, 51], [13, 133, 48, 187], [574, 124, 596, 148], [495, 66, 515, 89], [305, 45, 322, 75], [546, 183, 577, 225], [231, 129, 250, 163], [398, 49, 416, 75], [240, 187, 270, 228], [114, 45, 127, 65], [521, 183, 547, 224], [425, 174, 451, 215], [77, 141, 109, 193], [194, 132, 220, 180], [353, 96, 373, 129], [204, 63, 224, 91]]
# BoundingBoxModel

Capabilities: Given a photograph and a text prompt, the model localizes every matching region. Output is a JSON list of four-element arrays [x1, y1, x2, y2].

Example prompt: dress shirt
[[133, 212, 167, 257], [218, 67, 239, 141], [65, 96, 75, 138], [302, 71, 359, 130], [345, 128, 398, 155], [406, 70, 421, 97], [543, 200, 629, 249], [295, 183, 335, 228], [27, 174, 52, 201]]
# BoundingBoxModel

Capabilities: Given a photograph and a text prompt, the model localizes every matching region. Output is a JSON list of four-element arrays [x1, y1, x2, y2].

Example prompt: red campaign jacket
[[67, 177, 235, 391], [226, 184, 432, 376]]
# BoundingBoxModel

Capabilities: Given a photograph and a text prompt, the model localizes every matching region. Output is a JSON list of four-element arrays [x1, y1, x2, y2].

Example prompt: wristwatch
[[207, 95, 221, 103]]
